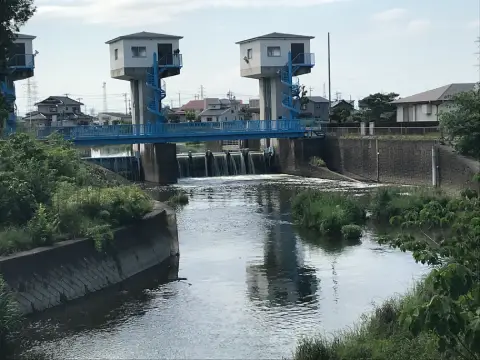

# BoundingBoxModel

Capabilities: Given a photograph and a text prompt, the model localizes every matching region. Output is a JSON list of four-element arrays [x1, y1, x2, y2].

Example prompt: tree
[[0, 0, 36, 70], [440, 89, 480, 158], [185, 110, 196, 122], [379, 192, 480, 359], [358, 92, 399, 122], [330, 106, 352, 123]]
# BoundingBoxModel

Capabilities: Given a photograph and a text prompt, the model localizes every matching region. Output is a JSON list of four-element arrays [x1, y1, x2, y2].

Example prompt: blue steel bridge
[[30, 119, 309, 146]]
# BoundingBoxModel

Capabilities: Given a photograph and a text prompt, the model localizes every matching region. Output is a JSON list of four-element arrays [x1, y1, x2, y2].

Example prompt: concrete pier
[[141, 143, 178, 184]]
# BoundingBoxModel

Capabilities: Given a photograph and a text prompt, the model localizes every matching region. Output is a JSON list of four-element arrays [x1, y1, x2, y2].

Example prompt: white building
[[199, 98, 243, 122], [391, 83, 476, 122], [97, 112, 132, 125], [236, 32, 314, 148], [106, 31, 183, 126]]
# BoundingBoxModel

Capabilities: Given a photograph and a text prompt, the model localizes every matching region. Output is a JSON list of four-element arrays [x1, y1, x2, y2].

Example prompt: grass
[[292, 190, 366, 236], [166, 190, 189, 206], [309, 156, 326, 167], [341, 224, 362, 241], [368, 186, 450, 223], [0, 275, 21, 356], [294, 279, 452, 360]]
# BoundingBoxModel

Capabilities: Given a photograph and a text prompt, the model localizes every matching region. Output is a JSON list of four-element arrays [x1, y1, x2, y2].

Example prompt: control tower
[[236, 32, 315, 147], [0, 33, 37, 132], [106, 31, 183, 125]]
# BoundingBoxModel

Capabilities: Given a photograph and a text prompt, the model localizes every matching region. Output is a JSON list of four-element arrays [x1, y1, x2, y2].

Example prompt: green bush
[[0, 134, 154, 256], [294, 283, 449, 360], [341, 224, 362, 241], [0, 276, 20, 354], [369, 186, 449, 223], [167, 191, 189, 206], [292, 190, 366, 235], [309, 156, 326, 167]]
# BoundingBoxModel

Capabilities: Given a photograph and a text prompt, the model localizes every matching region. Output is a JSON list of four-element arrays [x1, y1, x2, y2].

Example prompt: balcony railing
[[292, 53, 315, 67], [7, 54, 35, 69], [158, 53, 183, 68]]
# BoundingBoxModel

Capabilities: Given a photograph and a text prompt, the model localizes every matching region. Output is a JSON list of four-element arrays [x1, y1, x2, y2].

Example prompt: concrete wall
[[276, 138, 480, 191], [141, 143, 178, 184], [0, 202, 179, 315]]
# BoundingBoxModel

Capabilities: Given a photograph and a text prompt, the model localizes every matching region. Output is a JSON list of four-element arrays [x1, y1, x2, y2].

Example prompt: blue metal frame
[[1, 53, 36, 133], [145, 52, 183, 123], [22, 120, 307, 146], [280, 52, 315, 120]]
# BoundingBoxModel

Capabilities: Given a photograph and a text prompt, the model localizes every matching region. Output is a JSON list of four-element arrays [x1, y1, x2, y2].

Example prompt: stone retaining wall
[[0, 202, 179, 315]]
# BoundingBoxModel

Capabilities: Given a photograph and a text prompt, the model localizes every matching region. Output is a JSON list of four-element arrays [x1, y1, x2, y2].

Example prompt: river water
[[21, 174, 427, 359]]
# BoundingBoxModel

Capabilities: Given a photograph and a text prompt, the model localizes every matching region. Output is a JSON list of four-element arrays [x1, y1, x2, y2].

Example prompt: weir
[[177, 150, 274, 178]]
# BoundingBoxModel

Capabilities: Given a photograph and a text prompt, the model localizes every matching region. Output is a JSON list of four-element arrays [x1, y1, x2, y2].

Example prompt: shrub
[[309, 156, 326, 167], [167, 191, 189, 206], [292, 190, 366, 235], [0, 276, 21, 354], [341, 224, 362, 241]]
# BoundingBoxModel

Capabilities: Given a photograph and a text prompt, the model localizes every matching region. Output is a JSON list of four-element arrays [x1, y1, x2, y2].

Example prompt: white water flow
[[204, 156, 208, 177], [220, 154, 228, 175], [239, 152, 247, 175], [231, 155, 238, 175], [248, 152, 256, 175], [213, 155, 220, 176]]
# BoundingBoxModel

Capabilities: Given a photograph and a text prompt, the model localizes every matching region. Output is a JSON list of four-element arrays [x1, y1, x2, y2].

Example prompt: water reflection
[[247, 185, 319, 307]]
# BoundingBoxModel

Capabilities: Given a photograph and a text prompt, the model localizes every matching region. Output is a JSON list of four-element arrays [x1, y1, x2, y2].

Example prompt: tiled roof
[[106, 31, 183, 44], [236, 32, 314, 44], [391, 83, 476, 104]]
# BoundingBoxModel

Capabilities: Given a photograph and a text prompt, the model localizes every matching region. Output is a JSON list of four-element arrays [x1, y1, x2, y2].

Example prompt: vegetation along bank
[[292, 185, 480, 360], [0, 133, 157, 355]]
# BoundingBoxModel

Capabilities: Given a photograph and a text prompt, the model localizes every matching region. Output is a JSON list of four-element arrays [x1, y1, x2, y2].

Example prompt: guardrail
[[327, 127, 440, 137], [13, 120, 305, 141]]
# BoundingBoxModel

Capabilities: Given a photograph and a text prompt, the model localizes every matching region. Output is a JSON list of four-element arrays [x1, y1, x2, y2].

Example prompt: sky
[[13, 0, 480, 115]]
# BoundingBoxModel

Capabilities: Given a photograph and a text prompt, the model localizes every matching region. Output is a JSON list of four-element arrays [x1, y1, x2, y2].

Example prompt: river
[[21, 174, 427, 359]]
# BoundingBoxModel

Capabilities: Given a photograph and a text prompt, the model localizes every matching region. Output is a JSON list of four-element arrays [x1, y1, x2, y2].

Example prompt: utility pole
[[64, 93, 70, 98], [308, 87, 314, 96], [102, 82, 107, 113], [76, 98, 83, 113], [200, 85, 205, 99], [178, 92, 181, 107], [128, 99, 131, 114], [323, 83, 327, 97], [335, 91, 342, 101], [327, 32, 332, 121], [122, 93, 128, 114]]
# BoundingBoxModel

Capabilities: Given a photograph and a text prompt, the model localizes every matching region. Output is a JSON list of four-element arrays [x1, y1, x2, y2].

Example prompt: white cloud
[[372, 8, 407, 22], [36, 0, 344, 26], [406, 19, 431, 33]]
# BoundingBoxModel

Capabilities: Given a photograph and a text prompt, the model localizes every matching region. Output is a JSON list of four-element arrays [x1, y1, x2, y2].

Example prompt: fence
[[326, 126, 441, 137]]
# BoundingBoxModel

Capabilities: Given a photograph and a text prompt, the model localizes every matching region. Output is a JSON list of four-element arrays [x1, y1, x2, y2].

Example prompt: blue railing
[[16, 120, 306, 145], [292, 53, 315, 67], [8, 54, 35, 69]]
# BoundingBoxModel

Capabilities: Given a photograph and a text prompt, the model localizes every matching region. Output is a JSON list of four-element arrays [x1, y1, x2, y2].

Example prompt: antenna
[[26, 78, 32, 114], [102, 82, 108, 112], [323, 83, 327, 97]]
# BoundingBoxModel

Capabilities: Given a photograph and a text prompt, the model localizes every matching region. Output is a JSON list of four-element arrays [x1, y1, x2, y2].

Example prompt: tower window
[[131, 46, 147, 58], [267, 46, 281, 57]]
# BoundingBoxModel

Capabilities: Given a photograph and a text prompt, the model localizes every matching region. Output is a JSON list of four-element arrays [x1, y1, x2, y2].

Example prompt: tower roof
[[106, 31, 183, 44], [15, 33, 36, 40], [236, 32, 314, 44]]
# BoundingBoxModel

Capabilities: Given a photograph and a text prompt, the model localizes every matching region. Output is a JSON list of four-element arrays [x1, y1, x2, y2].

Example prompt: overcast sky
[[14, 0, 480, 115]]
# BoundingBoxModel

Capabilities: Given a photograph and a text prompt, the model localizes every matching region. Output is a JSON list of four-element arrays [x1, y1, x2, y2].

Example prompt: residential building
[[300, 96, 329, 121], [97, 112, 132, 125], [199, 98, 244, 122], [331, 99, 355, 111], [32, 96, 93, 126], [247, 99, 260, 120], [180, 99, 205, 115], [391, 83, 476, 122]]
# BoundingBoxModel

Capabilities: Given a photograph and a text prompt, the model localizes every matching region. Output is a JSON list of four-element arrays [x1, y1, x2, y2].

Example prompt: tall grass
[[294, 279, 452, 360], [369, 186, 450, 223], [0, 276, 20, 357], [292, 190, 366, 235]]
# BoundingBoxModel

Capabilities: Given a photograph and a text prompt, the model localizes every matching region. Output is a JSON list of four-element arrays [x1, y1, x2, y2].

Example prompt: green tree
[[185, 110, 196, 121], [379, 194, 480, 359], [358, 92, 399, 122], [0, 0, 36, 70], [440, 89, 480, 158], [330, 106, 352, 123]]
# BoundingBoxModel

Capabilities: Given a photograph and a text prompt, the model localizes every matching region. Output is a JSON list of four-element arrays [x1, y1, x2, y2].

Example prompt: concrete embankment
[[0, 202, 179, 315], [276, 138, 480, 192]]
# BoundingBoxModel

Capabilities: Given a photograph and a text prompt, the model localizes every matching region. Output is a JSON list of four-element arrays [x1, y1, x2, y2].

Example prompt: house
[[331, 99, 355, 111], [199, 98, 244, 122], [391, 83, 476, 122], [300, 96, 329, 121], [33, 96, 93, 126], [97, 112, 132, 125], [247, 99, 260, 120]]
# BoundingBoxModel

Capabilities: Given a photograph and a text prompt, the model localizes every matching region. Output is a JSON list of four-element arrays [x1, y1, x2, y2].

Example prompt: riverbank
[[292, 185, 479, 360], [0, 134, 179, 355]]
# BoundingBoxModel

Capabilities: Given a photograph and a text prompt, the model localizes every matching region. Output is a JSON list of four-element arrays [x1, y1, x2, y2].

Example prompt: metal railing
[[326, 126, 440, 137], [159, 53, 183, 68], [15, 120, 304, 141], [7, 54, 35, 69], [292, 53, 315, 67]]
